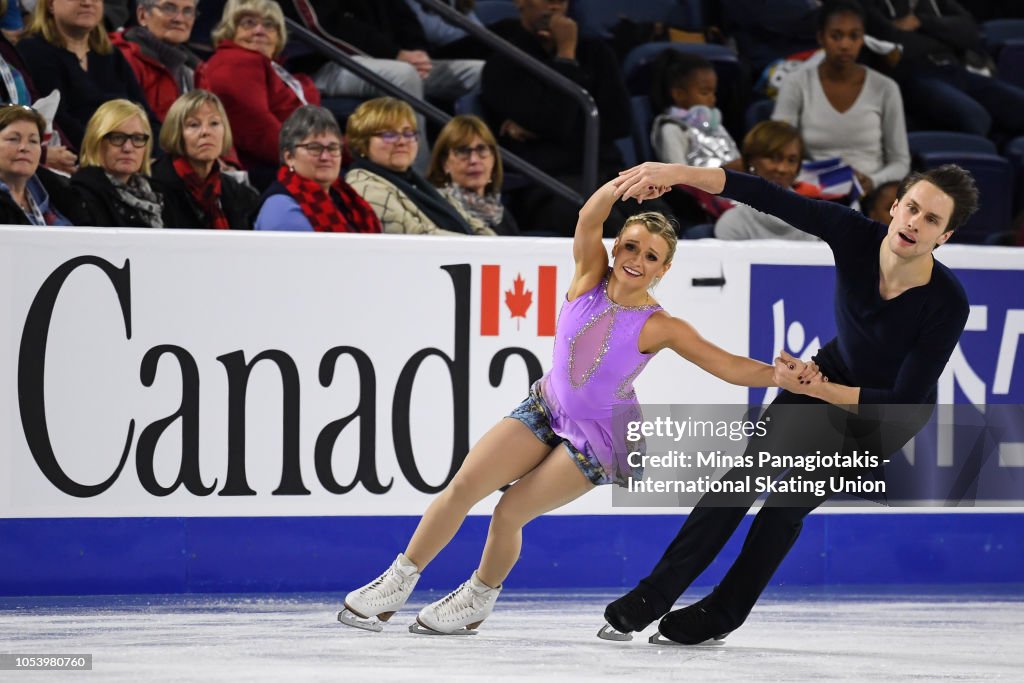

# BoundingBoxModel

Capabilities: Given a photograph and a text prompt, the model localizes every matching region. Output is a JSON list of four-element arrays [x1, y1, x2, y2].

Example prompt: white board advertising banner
[[2, 227, 1022, 517]]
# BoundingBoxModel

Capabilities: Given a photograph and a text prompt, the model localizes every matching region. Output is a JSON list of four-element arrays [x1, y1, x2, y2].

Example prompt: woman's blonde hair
[[80, 99, 154, 175], [27, 0, 112, 54], [345, 97, 417, 158], [211, 0, 287, 57], [618, 212, 679, 265], [426, 114, 503, 192], [159, 90, 234, 157]]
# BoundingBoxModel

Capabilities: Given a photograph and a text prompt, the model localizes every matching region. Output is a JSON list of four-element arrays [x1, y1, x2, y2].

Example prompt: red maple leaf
[[505, 274, 532, 331]]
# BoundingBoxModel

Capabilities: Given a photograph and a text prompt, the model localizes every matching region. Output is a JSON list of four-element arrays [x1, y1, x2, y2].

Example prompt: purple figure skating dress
[[510, 272, 663, 486]]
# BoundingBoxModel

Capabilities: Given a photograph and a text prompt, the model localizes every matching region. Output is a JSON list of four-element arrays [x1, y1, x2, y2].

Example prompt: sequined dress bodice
[[538, 274, 662, 485]]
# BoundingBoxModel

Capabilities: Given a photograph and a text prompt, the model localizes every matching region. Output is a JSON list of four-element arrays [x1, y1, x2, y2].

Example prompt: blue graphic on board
[[748, 264, 1024, 504]]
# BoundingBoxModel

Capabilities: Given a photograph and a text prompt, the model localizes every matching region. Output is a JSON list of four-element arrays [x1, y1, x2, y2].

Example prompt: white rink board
[[2, 226, 1023, 518]]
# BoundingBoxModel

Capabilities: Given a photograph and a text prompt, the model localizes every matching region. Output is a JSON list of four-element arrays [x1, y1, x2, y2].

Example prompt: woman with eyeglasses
[[345, 97, 492, 236], [110, 0, 203, 122], [253, 105, 380, 233], [198, 0, 320, 186], [427, 114, 519, 236], [71, 98, 169, 228], [16, 0, 158, 152], [0, 103, 86, 226], [154, 89, 259, 229]]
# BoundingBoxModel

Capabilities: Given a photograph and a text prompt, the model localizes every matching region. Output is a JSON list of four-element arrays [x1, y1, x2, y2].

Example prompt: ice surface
[[1, 590, 1021, 682]]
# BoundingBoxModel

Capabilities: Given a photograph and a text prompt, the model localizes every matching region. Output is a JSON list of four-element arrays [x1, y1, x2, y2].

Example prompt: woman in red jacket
[[111, 0, 203, 123], [198, 0, 320, 186]]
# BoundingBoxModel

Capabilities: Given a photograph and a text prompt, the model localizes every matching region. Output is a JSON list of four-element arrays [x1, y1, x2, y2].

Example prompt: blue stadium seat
[[571, 0, 678, 38], [744, 98, 774, 134], [982, 19, 1024, 51], [996, 39, 1024, 89], [1005, 136, 1024, 215], [475, 1, 520, 27], [909, 132, 1013, 243], [453, 90, 484, 117], [629, 95, 654, 162], [621, 42, 739, 97], [682, 223, 714, 239], [908, 131, 997, 155], [668, 0, 707, 32]]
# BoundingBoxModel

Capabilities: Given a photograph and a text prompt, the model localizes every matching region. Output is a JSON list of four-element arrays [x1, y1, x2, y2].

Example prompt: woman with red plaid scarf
[[153, 90, 259, 230], [254, 105, 381, 233]]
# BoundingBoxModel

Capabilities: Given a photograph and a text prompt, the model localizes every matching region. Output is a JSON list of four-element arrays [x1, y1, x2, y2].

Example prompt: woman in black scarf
[[72, 98, 168, 228], [345, 97, 495, 236]]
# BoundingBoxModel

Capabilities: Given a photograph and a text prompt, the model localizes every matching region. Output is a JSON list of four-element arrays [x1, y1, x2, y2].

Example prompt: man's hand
[[44, 145, 78, 174], [546, 14, 578, 60], [499, 119, 537, 142], [397, 49, 433, 79], [854, 170, 874, 195], [893, 14, 921, 31]]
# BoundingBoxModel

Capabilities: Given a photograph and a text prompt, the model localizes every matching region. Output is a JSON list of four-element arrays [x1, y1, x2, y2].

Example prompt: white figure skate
[[409, 571, 501, 636], [337, 553, 420, 632]]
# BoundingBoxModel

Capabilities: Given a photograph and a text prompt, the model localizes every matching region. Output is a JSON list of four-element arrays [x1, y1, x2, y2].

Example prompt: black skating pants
[[634, 391, 932, 621]]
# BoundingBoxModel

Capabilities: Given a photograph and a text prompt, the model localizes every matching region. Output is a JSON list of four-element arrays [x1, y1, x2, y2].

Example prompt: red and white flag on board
[[480, 265, 557, 337]]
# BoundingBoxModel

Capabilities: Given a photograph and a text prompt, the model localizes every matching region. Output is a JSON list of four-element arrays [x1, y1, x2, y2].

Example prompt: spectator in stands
[[154, 89, 258, 229], [0, 102, 83, 225], [2, 0, 25, 43], [71, 98, 168, 227], [111, 0, 202, 122], [427, 114, 519, 236], [650, 50, 743, 171], [254, 104, 381, 233], [345, 96, 492, 236], [714, 120, 820, 241], [402, 0, 489, 60], [200, 0, 319, 183], [773, 0, 909, 195], [301, 0, 483, 106], [721, 0, 819, 76], [860, 179, 900, 224], [481, 0, 633, 235], [0, 2, 78, 173], [17, 0, 158, 151], [862, 0, 1024, 138]]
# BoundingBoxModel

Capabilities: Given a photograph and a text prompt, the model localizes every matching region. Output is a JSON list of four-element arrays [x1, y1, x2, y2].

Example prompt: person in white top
[[772, 0, 909, 195]]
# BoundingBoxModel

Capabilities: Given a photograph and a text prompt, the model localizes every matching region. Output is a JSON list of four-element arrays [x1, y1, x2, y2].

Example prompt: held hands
[[397, 49, 433, 79], [773, 349, 828, 395], [612, 162, 677, 203]]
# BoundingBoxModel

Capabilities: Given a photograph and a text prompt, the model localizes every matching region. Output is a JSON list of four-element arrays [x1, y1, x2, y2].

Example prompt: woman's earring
[[288, 165, 295, 173], [748, 166, 756, 173]]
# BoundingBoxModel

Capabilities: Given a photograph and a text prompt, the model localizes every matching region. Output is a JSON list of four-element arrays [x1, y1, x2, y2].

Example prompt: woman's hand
[[773, 349, 828, 394]]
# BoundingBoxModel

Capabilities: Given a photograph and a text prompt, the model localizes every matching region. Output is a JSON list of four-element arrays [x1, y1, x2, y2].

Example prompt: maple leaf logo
[[505, 273, 533, 330]]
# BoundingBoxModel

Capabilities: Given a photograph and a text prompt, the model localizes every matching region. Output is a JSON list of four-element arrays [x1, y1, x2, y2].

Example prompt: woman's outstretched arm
[[568, 180, 618, 300]]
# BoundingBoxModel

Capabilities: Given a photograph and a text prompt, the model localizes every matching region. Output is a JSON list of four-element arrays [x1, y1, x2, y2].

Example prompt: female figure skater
[[338, 178, 816, 636], [602, 161, 976, 645]]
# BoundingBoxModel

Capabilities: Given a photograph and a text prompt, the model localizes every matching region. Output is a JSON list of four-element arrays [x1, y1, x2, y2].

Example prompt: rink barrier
[[1, 513, 1022, 596], [2, 227, 1023, 595]]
